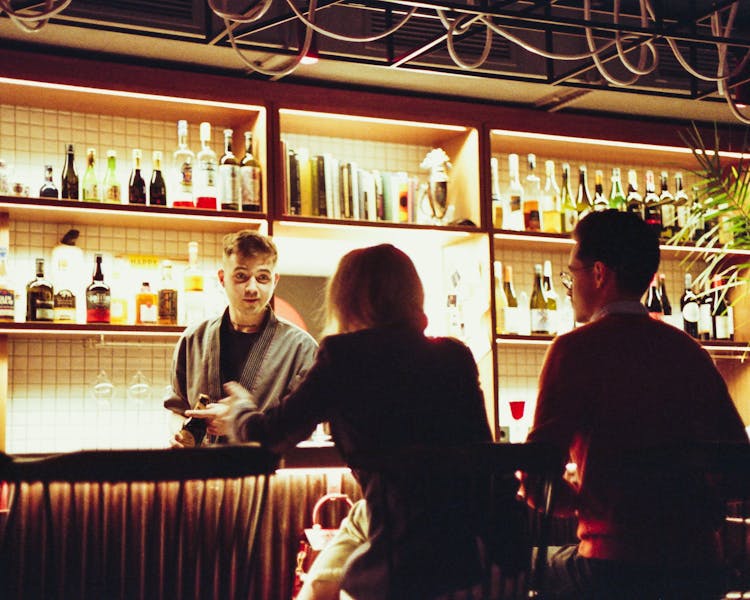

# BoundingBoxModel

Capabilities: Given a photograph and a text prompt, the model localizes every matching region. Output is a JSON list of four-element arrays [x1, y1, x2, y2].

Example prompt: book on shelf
[[298, 148, 313, 217], [286, 146, 301, 215]]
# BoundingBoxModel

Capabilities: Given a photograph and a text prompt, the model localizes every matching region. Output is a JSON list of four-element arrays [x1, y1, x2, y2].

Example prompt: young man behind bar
[[527, 209, 748, 599]]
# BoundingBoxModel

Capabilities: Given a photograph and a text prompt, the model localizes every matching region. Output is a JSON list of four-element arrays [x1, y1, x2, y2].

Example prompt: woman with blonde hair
[[189, 243, 494, 599]]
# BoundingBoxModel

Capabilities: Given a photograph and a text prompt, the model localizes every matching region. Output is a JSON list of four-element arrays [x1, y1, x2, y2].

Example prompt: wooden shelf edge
[[0, 323, 184, 339]]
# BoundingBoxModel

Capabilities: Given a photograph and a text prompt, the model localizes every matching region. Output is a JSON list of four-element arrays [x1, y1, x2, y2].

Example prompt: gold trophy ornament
[[419, 148, 454, 225]]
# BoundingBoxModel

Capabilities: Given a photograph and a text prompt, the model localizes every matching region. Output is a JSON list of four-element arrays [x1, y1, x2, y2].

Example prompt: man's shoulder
[[273, 314, 319, 348]]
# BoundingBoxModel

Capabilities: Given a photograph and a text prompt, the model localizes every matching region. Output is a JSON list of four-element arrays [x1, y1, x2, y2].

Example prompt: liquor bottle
[[0, 159, 8, 195], [592, 169, 607, 211], [195, 121, 218, 209], [157, 260, 178, 325], [86, 253, 111, 324], [149, 150, 167, 206], [560, 163, 578, 233], [529, 263, 550, 334], [61, 143, 79, 200], [490, 157, 504, 229], [39, 164, 59, 198], [698, 280, 714, 341], [240, 131, 263, 212], [644, 274, 663, 319], [680, 273, 699, 339], [575, 165, 594, 220], [659, 171, 676, 239], [180, 394, 209, 447], [172, 120, 194, 207], [102, 150, 121, 204], [625, 169, 643, 219], [643, 170, 662, 237], [26, 258, 54, 322], [523, 153, 541, 231], [52, 239, 77, 323], [493, 260, 507, 335], [673, 172, 689, 233], [218, 128, 240, 211], [109, 258, 129, 325], [502, 264, 519, 334], [135, 281, 158, 325], [505, 153, 524, 231], [609, 167, 626, 211], [541, 160, 562, 234], [658, 273, 672, 316], [0, 247, 15, 322], [712, 276, 730, 341], [542, 259, 558, 335], [183, 241, 205, 326], [128, 149, 147, 205], [82, 148, 99, 201]]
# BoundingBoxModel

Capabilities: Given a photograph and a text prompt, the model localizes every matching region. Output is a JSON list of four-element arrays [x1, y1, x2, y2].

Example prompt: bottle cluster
[[17, 241, 211, 327], [0, 122, 262, 212], [491, 153, 693, 242]]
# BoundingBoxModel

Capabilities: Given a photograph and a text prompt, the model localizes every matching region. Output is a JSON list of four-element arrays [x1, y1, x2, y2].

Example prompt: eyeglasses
[[559, 265, 594, 291]]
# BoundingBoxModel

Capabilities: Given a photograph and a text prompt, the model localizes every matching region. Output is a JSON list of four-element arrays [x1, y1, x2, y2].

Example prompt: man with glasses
[[165, 230, 318, 446], [527, 210, 747, 599]]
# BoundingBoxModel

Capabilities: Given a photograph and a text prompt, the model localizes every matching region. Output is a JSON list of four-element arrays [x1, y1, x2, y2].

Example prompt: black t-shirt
[[220, 316, 260, 384]]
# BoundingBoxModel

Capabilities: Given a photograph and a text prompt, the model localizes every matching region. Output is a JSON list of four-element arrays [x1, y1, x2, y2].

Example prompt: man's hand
[[184, 401, 232, 437]]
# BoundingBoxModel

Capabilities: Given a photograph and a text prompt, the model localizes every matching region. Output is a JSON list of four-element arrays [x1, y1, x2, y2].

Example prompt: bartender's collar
[[591, 300, 648, 322]]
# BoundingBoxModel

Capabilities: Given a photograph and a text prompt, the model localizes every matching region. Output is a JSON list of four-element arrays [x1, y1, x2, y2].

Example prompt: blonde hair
[[325, 244, 426, 334]]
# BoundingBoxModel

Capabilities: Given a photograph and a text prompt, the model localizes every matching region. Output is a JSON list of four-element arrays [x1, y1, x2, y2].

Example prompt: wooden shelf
[[0, 196, 266, 233], [0, 322, 184, 339]]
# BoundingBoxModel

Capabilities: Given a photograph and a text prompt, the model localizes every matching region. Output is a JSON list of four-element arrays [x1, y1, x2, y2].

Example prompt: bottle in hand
[[180, 394, 210, 447]]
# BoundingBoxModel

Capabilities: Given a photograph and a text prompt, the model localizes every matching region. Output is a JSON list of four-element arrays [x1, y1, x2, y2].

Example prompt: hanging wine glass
[[92, 369, 114, 405], [127, 370, 151, 405]]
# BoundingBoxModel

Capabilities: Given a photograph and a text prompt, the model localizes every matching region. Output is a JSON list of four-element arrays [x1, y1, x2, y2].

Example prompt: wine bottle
[[698, 280, 714, 341], [645, 274, 663, 319], [39, 164, 59, 198], [149, 150, 167, 206], [712, 276, 730, 340], [26, 258, 54, 322], [86, 253, 111, 324], [659, 171, 676, 239], [180, 394, 209, 447], [625, 169, 643, 219], [82, 148, 99, 201], [128, 148, 147, 205], [102, 150, 121, 204], [658, 273, 672, 316], [673, 172, 689, 233], [506, 153, 524, 231], [61, 143, 79, 200], [135, 281, 158, 325], [195, 121, 217, 209], [219, 128, 240, 211], [680, 273, 699, 339], [490, 157, 504, 229], [530, 263, 550, 334], [52, 241, 77, 323], [240, 131, 263, 212], [172, 120, 194, 208], [502, 264, 519, 334], [575, 165, 593, 220], [0, 247, 15, 322], [523, 153, 541, 231], [691, 186, 707, 242], [560, 163, 578, 233], [541, 160, 562, 234], [493, 260, 507, 335], [542, 259, 558, 335], [609, 167, 626, 211], [157, 260, 178, 326], [593, 169, 608, 211], [643, 170, 662, 237], [183, 241, 205, 326]]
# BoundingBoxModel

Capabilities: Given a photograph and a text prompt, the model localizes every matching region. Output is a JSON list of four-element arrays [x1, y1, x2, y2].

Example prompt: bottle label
[[218, 164, 240, 208], [240, 165, 262, 210], [682, 301, 699, 324], [180, 162, 193, 191], [530, 308, 550, 334], [138, 296, 158, 324], [0, 288, 14, 320], [200, 160, 217, 187], [563, 209, 578, 232], [158, 290, 178, 324], [184, 274, 204, 292], [502, 306, 519, 334], [715, 315, 730, 340], [698, 304, 713, 336], [509, 194, 521, 212], [105, 185, 120, 203]]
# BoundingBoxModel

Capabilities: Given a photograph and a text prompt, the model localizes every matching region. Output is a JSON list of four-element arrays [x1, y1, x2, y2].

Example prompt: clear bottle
[[82, 148, 99, 201], [541, 160, 562, 234], [493, 260, 507, 335], [157, 260, 178, 326], [52, 238, 77, 323], [39, 164, 59, 198], [195, 121, 218, 209], [560, 163, 578, 233], [135, 281, 158, 325], [0, 247, 15, 322], [505, 153, 524, 231], [240, 130, 263, 212], [61, 143, 79, 200], [523, 153, 541, 231], [645, 274, 663, 319], [592, 169, 608, 211], [26, 258, 54, 322], [680, 273, 699, 339], [109, 257, 129, 325], [86, 253, 111, 324], [659, 171, 676, 239], [102, 150, 121, 204], [712, 276, 730, 341], [643, 170, 662, 237], [183, 241, 205, 326], [172, 120, 194, 207], [625, 169, 643, 219], [502, 264, 519, 334], [490, 157, 504, 229], [673, 172, 689, 232], [219, 128, 240, 211], [149, 150, 167, 206], [575, 165, 593, 220], [128, 148, 147, 205], [529, 263, 550, 334], [609, 167, 626, 211], [542, 259, 558, 335]]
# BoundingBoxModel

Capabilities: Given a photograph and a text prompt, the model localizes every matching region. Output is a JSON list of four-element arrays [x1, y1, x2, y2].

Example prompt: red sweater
[[528, 312, 748, 565]]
